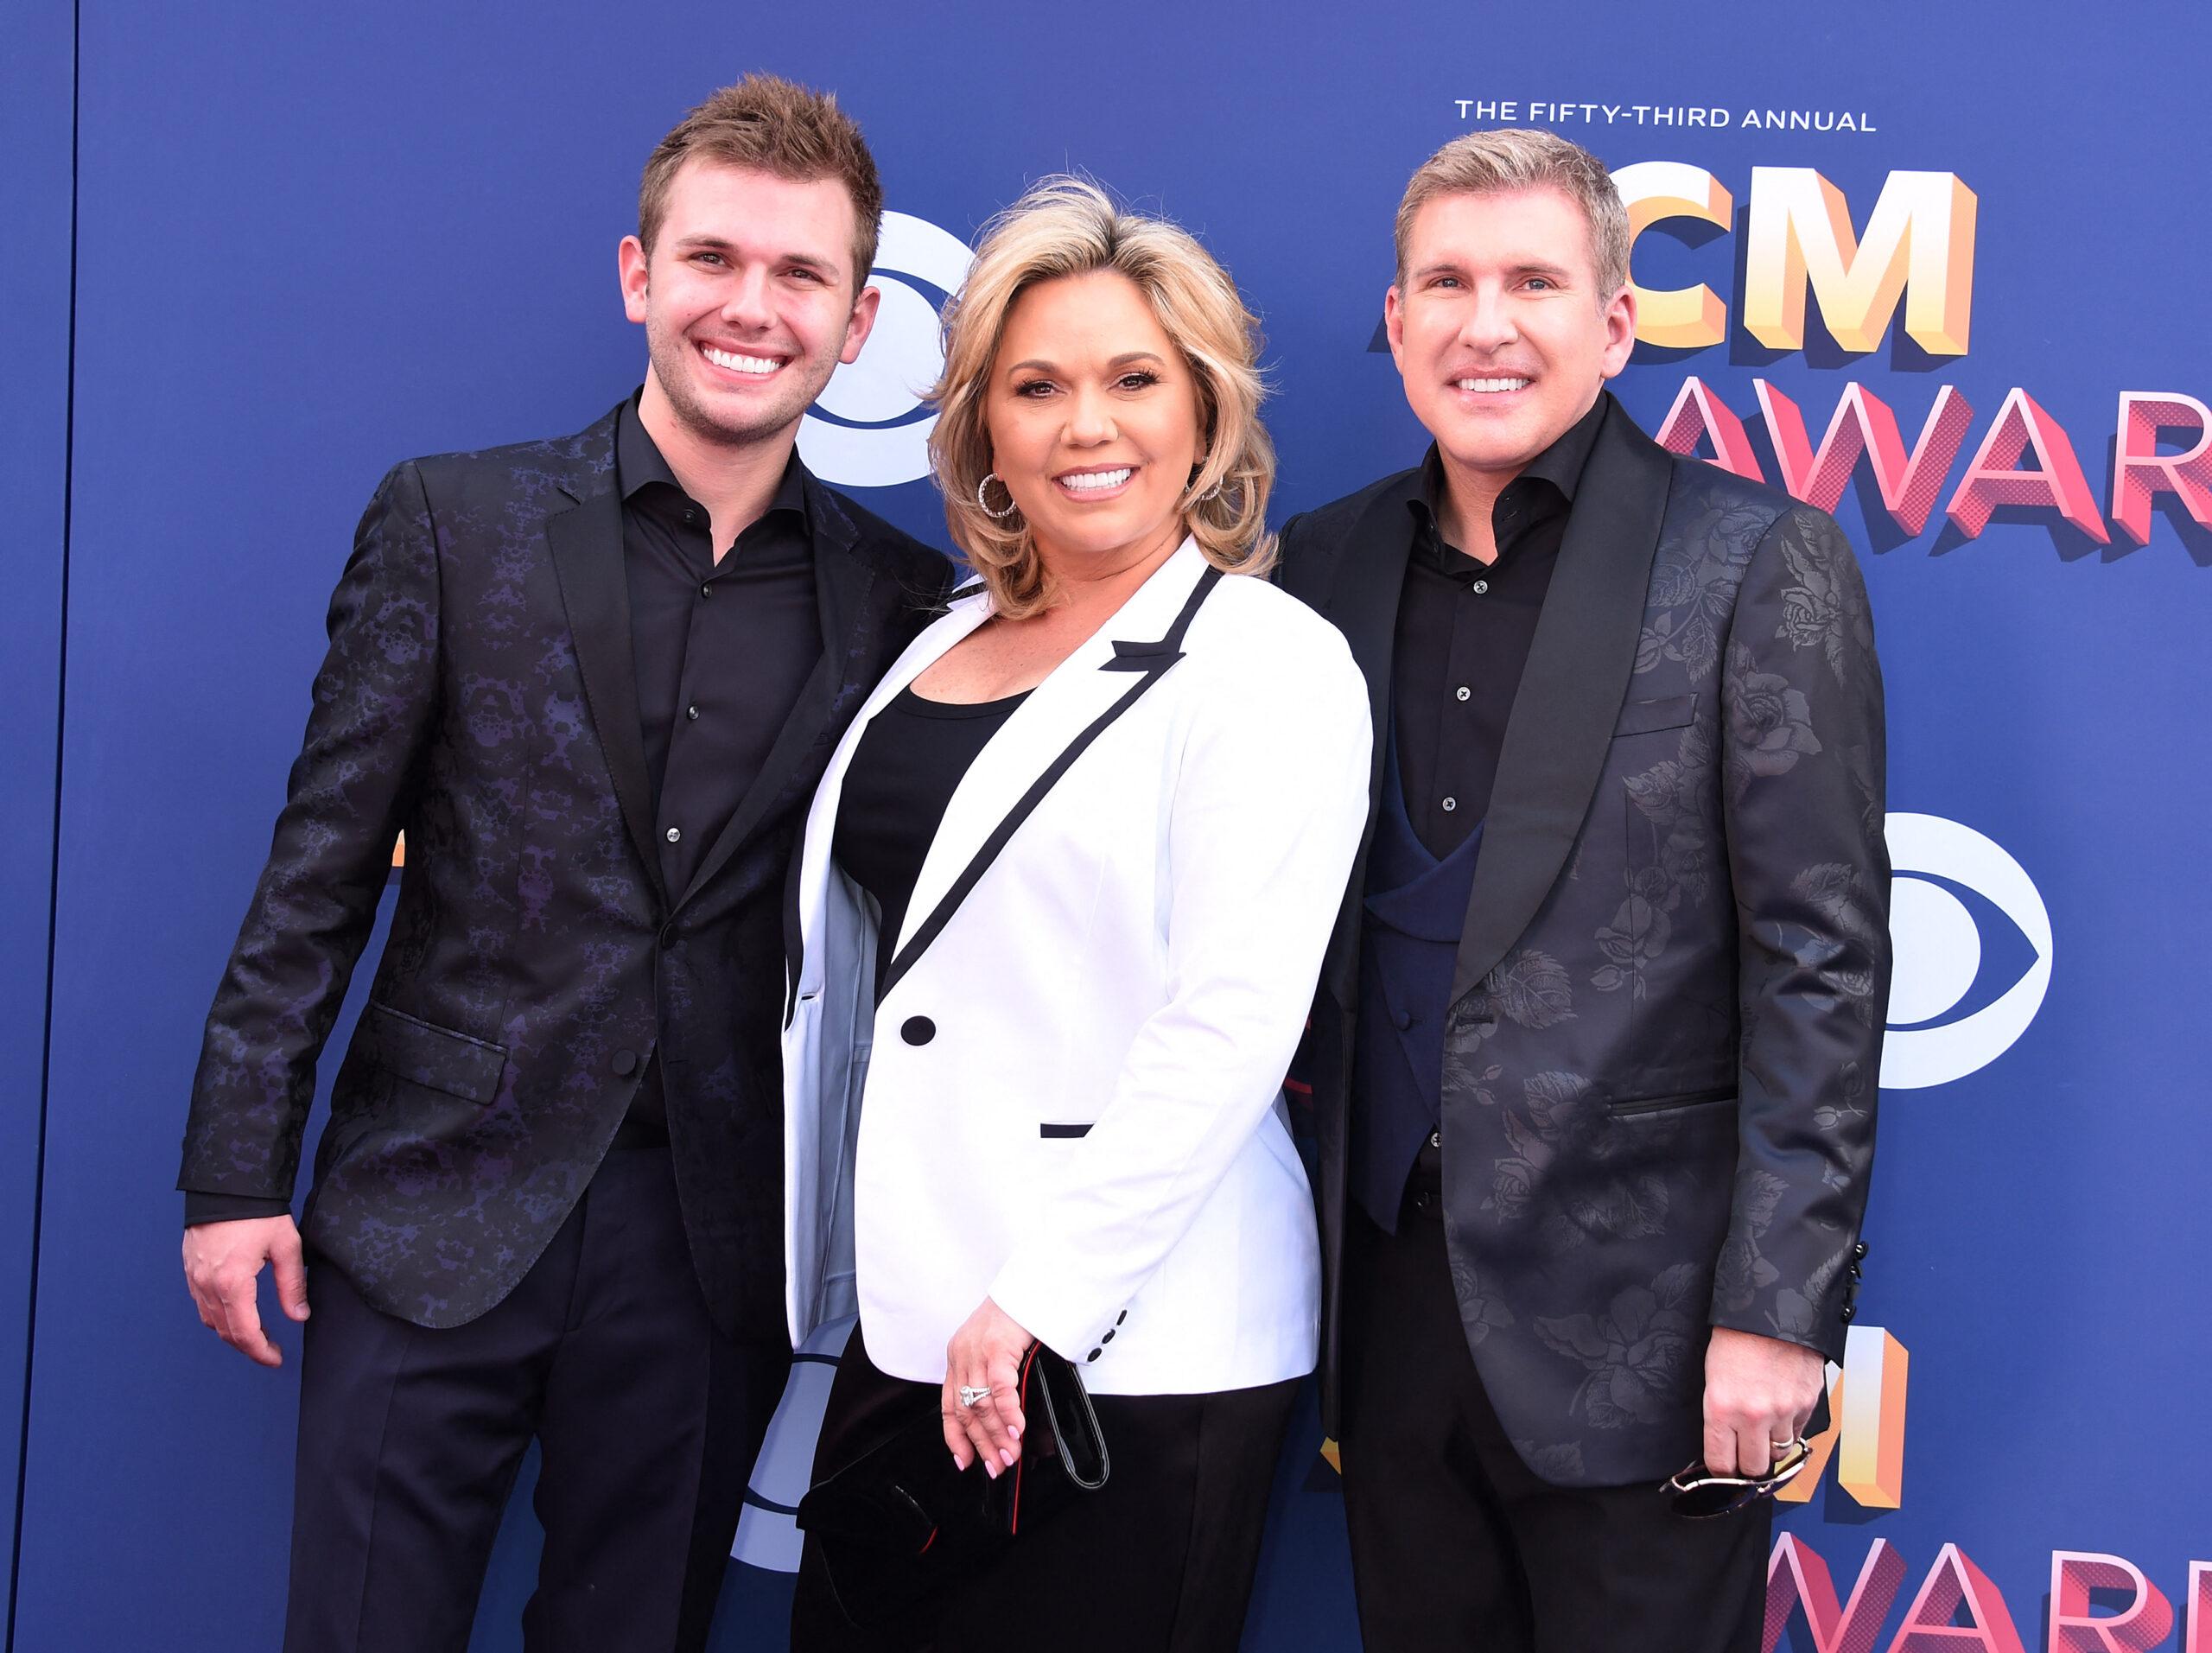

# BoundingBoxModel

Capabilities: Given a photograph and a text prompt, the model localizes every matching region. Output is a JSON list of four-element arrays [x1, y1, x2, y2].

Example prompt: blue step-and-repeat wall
[[6, 3, 2209, 1648]]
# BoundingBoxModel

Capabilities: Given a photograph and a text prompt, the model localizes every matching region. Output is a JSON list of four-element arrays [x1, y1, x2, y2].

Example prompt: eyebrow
[[1001, 350, 1169, 378]]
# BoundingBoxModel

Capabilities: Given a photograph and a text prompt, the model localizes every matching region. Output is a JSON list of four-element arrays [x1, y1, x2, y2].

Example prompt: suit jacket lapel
[[1448, 399, 1675, 1006], [675, 475, 880, 912], [543, 412, 664, 905], [885, 541, 1212, 988], [1307, 482, 1420, 1010]]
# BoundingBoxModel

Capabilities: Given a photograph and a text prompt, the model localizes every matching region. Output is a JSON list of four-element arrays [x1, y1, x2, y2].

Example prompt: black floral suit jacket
[[179, 403, 949, 1338], [1281, 394, 1889, 1486]]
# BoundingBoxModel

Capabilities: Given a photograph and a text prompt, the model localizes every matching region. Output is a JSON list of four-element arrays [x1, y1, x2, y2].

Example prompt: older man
[[1281, 129, 1890, 1651]]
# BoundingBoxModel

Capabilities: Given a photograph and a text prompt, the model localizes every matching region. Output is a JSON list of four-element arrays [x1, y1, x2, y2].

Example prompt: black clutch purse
[[796, 1341, 1111, 1630]]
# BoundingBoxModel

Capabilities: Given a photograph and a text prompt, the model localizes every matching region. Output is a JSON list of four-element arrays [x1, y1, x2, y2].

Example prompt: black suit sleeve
[[178, 461, 443, 1214], [1713, 503, 1889, 1362]]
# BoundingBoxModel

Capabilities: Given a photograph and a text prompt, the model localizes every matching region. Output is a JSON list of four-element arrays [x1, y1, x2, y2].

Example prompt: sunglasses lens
[[1669, 1479, 1747, 1519]]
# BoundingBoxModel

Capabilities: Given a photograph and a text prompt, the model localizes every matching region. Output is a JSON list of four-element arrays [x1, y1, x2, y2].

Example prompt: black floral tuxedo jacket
[[1281, 394, 1890, 1487], [179, 403, 949, 1338]]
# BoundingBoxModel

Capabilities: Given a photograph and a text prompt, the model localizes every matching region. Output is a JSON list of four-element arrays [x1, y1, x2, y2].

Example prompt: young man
[[1281, 130, 1890, 1651], [177, 76, 948, 1653]]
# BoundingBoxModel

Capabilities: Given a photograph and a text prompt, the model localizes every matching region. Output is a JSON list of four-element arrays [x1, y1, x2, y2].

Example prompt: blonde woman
[[781, 177, 1370, 1649]]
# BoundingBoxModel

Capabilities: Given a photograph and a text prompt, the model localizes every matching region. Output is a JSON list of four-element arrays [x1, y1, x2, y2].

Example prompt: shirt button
[[1471, 579, 1490, 595], [1440, 797, 1458, 813], [1455, 686, 1471, 702], [665, 826, 682, 843], [1429, 1129, 1442, 1148], [699, 582, 712, 599], [685, 704, 700, 721], [683, 506, 699, 525]]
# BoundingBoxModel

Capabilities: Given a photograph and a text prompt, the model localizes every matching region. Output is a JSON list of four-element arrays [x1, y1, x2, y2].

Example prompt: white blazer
[[781, 539, 1370, 1396]]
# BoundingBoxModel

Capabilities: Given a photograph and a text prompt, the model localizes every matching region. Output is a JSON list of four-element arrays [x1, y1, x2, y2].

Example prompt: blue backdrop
[[7, 3, 2209, 1649]]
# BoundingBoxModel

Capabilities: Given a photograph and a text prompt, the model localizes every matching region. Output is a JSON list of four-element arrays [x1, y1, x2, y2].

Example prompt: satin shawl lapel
[[543, 416, 664, 904], [887, 540, 1212, 982], [675, 482, 878, 911], [1310, 484, 1420, 1010], [1448, 401, 1675, 1006]]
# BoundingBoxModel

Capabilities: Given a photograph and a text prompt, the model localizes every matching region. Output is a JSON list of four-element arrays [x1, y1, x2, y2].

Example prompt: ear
[[1598, 282, 1638, 379], [839, 283, 882, 366], [1383, 284, 1408, 372], [619, 235, 651, 326]]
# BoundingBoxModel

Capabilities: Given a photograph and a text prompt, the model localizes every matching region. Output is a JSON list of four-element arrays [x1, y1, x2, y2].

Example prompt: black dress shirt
[[1392, 395, 1606, 858]]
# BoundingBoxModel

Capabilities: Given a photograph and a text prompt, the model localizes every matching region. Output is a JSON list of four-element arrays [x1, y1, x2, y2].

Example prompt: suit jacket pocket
[[1611, 695, 1696, 737], [1606, 1084, 1734, 1116], [358, 1001, 508, 1104]]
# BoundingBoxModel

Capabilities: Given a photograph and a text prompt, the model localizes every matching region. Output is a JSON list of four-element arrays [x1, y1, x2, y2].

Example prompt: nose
[[1066, 382, 1118, 446], [720, 266, 776, 333], [1458, 283, 1520, 353]]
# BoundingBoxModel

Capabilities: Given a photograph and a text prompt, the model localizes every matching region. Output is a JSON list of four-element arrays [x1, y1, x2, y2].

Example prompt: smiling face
[[619, 158, 878, 450], [983, 268, 1205, 578], [1386, 185, 1636, 490]]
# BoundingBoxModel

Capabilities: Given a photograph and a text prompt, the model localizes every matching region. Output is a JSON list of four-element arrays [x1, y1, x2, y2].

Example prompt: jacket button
[[1853, 1242, 1870, 1260], [611, 1050, 639, 1078], [659, 923, 677, 948], [1101, 1329, 1115, 1344], [1116, 1311, 1127, 1326], [1393, 1009, 1413, 1031], [1085, 1349, 1102, 1363], [900, 1016, 936, 1046], [1428, 1129, 1442, 1149], [1840, 1305, 1856, 1322]]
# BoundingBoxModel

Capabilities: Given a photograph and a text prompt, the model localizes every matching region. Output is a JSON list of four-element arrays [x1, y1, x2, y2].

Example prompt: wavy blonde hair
[[929, 177, 1275, 617]]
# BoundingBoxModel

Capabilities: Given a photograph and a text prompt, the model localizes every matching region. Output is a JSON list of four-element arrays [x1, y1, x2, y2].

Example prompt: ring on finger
[[957, 1384, 992, 1408]]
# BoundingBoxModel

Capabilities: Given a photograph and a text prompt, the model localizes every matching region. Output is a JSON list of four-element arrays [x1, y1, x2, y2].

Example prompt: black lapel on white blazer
[[874, 566, 1224, 1003], [543, 410, 666, 906], [1447, 398, 1675, 1008]]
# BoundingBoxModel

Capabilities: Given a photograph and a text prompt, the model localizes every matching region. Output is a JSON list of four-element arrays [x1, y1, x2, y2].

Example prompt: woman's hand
[[942, 1297, 1032, 1476]]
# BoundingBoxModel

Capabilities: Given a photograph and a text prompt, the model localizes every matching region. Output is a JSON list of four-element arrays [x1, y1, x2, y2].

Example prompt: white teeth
[[1059, 468, 1132, 493], [703, 346, 781, 374], [1457, 377, 1530, 393]]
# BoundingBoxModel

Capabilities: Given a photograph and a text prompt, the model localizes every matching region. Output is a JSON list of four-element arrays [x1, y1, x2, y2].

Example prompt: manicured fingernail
[[1000, 1448, 1016, 1468], [984, 1461, 999, 1480], [1007, 1423, 1020, 1440]]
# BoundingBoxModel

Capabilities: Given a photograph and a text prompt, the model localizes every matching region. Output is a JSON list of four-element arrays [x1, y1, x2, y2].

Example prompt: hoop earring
[[977, 473, 1020, 521]]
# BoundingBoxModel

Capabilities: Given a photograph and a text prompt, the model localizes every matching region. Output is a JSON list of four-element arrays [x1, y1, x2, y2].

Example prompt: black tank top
[[834, 685, 1029, 1001]]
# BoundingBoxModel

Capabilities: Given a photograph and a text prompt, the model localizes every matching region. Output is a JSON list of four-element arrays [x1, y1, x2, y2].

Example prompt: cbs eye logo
[[798, 211, 974, 489], [1880, 813, 2052, 1090]]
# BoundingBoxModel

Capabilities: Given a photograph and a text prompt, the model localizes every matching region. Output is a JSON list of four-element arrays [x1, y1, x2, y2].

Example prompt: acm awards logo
[[1607, 162, 2212, 555]]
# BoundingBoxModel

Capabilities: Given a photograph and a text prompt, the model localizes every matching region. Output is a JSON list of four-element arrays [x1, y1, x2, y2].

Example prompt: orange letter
[[1744, 168, 1977, 355], [1945, 389, 2111, 543], [1756, 381, 1974, 535], [1886, 1544, 2027, 1653], [1765, 1535, 1908, 1653], [2111, 392, 2212, 547], [2050, 1553, 2174, 1652], [1615, 162, 1734, 348], [1656, 377, 1764, 480]]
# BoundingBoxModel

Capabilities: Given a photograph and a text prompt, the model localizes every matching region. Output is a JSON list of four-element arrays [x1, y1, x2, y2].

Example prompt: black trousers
[[1338, 1191, 1770, 1653], [790, 1323, 1297, 1653], [283, 1145, 790, 1653]]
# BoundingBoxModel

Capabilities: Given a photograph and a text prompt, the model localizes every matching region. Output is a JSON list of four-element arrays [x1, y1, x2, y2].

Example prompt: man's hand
[[1702, 1326, 1824, 1478], [181, 1215, 309, 1368], [942, 1297, 1031, 1478]]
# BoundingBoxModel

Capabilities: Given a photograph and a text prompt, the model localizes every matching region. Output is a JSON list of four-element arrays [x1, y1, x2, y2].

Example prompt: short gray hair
[[1394, 128, 1630, 300]]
